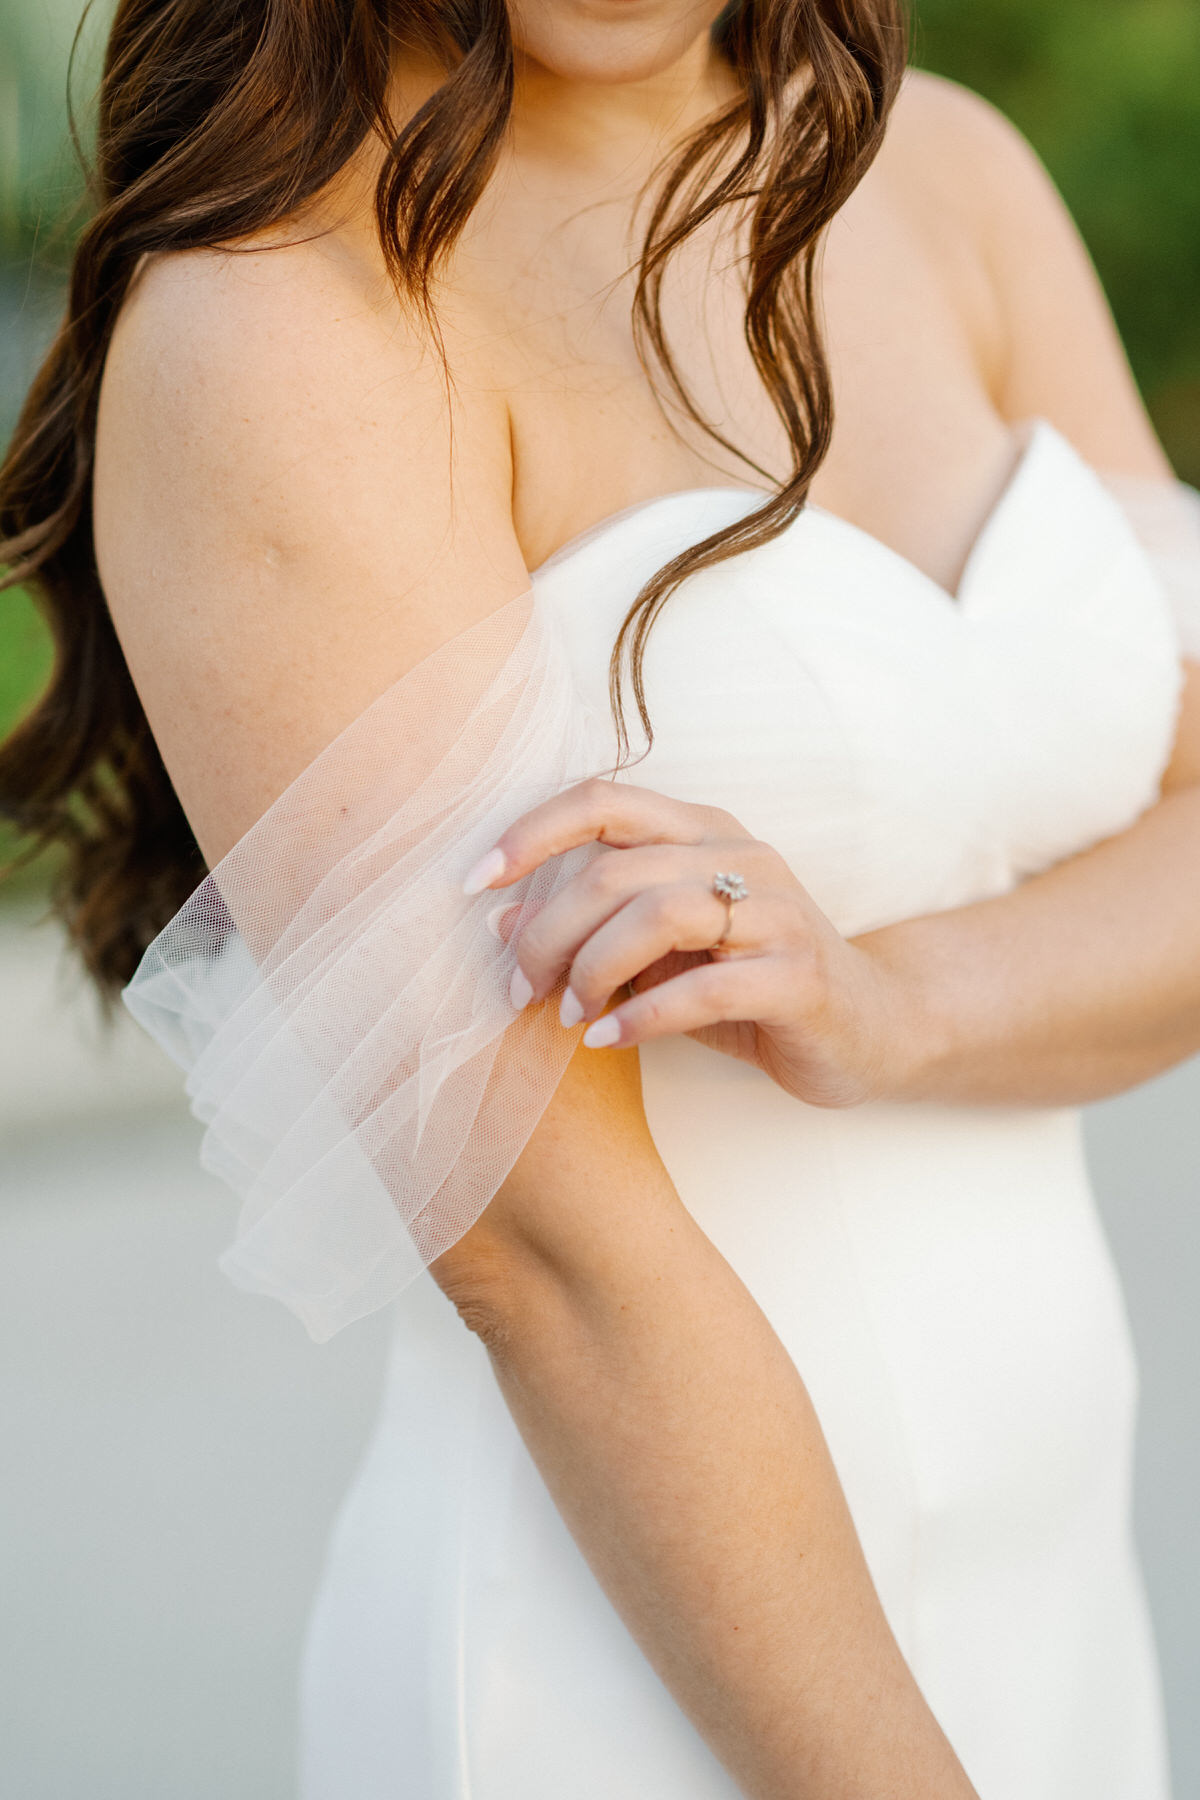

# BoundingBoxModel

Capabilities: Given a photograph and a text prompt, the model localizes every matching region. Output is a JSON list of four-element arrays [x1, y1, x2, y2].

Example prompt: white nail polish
[[583, 1014, 621, 1049], [509, 966, 534, 1011], [463, 847, 506, 896], [559, 986, 585, 1029], [484, 902, 519, 941]]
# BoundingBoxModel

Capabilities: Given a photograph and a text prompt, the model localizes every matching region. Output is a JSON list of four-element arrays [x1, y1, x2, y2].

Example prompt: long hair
[[0, 0, 907, 999]]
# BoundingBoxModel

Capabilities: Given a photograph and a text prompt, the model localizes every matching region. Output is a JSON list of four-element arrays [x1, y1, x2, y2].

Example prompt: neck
[[322, 31, 740, 253], [383, 31, 739, 191], [508, 37, 739, 181]]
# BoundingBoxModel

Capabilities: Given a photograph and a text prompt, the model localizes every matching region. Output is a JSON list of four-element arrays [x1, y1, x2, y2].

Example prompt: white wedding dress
[[125, 418, 1199, 1798]]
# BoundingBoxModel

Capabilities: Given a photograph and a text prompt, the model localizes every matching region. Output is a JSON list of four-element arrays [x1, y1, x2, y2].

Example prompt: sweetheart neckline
[[529, 416, 1051, 606]]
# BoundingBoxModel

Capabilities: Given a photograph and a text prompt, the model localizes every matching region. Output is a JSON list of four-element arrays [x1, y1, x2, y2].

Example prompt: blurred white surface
[[0, 909, 1196, 1798], [1, 910, 182, 1138], [1, 913, 393, 1800]]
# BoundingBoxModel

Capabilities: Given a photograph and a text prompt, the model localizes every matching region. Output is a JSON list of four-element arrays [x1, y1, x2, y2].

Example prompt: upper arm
[[897, 73, 1200, 789], [94, 241, 529, 862], [896, 71, 1171, 480], [95, 240, 696, 1312], [950, 75, 1200, 785]]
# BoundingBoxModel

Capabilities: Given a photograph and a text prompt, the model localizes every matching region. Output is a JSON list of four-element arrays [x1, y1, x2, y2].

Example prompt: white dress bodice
[[292, 418, 1187, 1798], [533, 417, 1182, 936]]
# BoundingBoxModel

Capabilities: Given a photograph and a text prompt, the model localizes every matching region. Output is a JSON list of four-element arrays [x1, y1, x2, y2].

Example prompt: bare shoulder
[[95, 235, 526, 860], [885, 66, 1078, 231], [881, 67, 1078, 280], [102, 235, 439, 499], [883, 68, 1169, 476], [889, 67, 1033, 164], [99, 233, 521, 604]]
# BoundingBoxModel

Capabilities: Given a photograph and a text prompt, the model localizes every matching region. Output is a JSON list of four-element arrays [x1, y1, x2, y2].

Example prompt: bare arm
[[435, 1040, 975, 1800], [863, 747, 1200, 1105], [96, 244, 975, 1798]]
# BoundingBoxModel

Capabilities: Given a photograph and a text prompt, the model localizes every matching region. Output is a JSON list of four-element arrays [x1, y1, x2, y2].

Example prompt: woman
[[2, 0, 1198, 1793]]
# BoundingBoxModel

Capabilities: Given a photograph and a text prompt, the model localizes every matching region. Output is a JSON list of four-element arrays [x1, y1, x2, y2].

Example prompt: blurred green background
[[2, 0, 1199, 874]]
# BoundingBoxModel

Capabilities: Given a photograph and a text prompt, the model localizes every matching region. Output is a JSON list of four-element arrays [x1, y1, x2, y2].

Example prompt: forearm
[[863, 782, 1200, 1106], [452, 1106, 975, 1800]]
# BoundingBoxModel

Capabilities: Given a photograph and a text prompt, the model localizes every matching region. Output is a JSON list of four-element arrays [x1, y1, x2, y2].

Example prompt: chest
[[456, 164, 1007, 589]]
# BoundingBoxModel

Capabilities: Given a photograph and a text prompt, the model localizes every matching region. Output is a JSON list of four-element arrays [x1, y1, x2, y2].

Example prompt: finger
[[462, 776, 735, 893], [484, 901, 522, 943], [514, 843, 737, 1001], [580, 956, 779, 1049], [563, 881, 786, 1023]]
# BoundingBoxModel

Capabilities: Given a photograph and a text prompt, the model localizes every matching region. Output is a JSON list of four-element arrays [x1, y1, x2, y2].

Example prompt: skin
[[91, 5, 1198, 1795]]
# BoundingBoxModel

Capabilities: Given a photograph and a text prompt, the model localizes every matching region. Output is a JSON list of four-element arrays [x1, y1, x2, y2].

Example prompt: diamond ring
[[710, 870, 749, 949]]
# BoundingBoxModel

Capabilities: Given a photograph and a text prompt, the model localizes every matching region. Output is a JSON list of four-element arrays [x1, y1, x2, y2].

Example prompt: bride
[[2, 0, 1198, 1793]]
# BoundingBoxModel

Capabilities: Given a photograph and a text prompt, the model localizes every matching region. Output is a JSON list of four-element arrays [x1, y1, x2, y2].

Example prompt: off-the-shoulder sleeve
[[1098, 469, 1200, 660], [123, 590, 614, 1341]]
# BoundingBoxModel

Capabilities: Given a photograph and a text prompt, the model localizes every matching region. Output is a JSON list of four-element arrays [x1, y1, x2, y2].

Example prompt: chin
[[511, 0, 724, 85]]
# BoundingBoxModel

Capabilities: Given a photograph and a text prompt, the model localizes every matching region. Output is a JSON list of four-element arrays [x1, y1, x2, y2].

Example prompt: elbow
[[427, 1037, 677, 1351], [429, 1229, 555, 1355]]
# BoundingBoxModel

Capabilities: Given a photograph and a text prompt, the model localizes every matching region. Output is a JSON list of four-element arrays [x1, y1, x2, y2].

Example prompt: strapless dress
[[127, 417, 1198, 1798]]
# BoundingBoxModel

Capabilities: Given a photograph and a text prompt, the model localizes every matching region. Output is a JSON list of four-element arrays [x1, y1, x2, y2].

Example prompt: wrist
[[850, 922, 958, 1104]]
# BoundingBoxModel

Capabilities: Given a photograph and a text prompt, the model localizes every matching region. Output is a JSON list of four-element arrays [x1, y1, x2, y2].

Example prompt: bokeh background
[[2, 4, 1198, 1796]]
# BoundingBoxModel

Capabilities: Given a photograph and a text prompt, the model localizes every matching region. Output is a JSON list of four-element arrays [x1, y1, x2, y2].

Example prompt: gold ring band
[[710, 871, 749, 949]]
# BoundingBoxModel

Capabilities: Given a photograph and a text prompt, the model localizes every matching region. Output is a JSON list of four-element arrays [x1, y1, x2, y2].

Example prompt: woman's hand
[[462, 777, 927, 1108]]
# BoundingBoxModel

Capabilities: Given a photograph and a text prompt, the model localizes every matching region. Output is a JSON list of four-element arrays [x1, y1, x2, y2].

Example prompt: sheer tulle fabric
[[124, 591, 613, 1341], [1100, 470, 1200, 659], [123, 465, 1200, 1343]]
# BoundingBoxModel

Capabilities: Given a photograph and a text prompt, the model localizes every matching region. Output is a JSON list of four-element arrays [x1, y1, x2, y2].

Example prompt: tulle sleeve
[[1098, 468, 1200, 660], [123, 589, 613, 1342]]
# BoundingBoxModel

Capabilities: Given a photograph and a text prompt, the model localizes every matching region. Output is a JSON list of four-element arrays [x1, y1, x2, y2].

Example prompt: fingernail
[[559, 986, 585, 1029], [484, 902, 520, 942], [509, 966, 534, 1011], [463, 847, 506, 896], [583, 1014, 621, 1049]]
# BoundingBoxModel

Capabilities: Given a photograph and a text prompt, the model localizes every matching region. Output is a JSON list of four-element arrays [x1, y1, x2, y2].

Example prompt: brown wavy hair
[[0, 0, 907, 999]]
